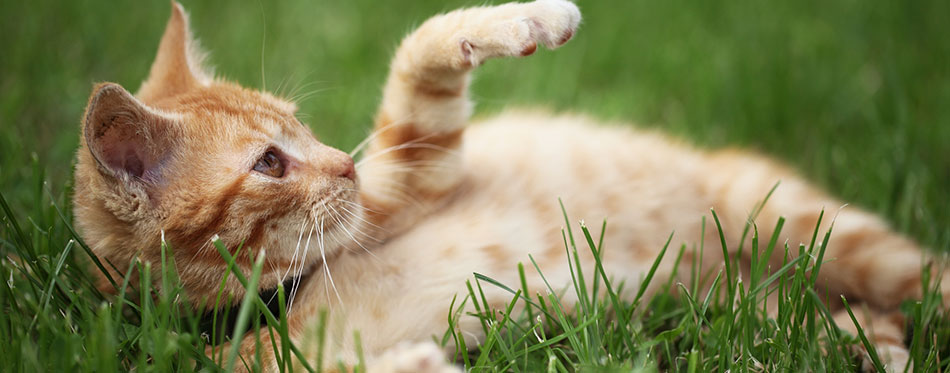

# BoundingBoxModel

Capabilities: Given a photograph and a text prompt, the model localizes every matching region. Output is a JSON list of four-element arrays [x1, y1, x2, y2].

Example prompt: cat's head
[[73, 3, 358, 306]]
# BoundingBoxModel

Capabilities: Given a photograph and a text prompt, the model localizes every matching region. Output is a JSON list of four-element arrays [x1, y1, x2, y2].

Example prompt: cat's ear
[[136, 2, 211, 103], [82, 83, 178, 183]]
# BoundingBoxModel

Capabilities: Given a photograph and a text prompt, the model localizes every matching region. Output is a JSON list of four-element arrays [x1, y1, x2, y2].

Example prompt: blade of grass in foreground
[[840, 295, 886, 372], [225, 251, 265, 372], [212, 239, 315, 372]]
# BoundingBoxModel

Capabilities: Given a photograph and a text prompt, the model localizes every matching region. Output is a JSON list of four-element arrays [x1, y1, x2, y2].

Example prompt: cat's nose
[[338, 157, 356, 181], [320, 147, 356, 181]]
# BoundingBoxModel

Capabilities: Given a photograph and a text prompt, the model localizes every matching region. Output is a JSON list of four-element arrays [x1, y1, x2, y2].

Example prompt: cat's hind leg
[[357, 0, 581, 229], [702, 151, 932, 370], [703, 150, 936, 310]]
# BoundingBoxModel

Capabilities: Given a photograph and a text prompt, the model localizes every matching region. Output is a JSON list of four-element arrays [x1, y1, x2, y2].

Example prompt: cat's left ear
[[82, 83, 179, 184], [136, 2, 211, 103]]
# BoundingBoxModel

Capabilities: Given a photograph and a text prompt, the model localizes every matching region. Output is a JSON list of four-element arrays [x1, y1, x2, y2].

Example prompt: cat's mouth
[[303, 187, 363, 254], [313, 188, 357, 224]]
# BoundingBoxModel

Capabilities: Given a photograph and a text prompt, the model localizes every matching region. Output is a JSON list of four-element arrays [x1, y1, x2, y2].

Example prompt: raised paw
[[368, 342, 460, 373], [457, 0, 581, 66]]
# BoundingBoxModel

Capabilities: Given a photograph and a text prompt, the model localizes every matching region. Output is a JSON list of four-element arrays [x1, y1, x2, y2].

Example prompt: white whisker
[[355, 142, 460, 168], [337, 200, 387, 233], [281, 72, 320, 101], [349, 112, 417, 157], [281, 219, 308, 283], [334, 206, 385, 244], [338, 198, 387, 216], [287, 222, 314, 315], [316, 214, 345, 310], [327, 204, 381, 261], [289, 86, 337, 105]]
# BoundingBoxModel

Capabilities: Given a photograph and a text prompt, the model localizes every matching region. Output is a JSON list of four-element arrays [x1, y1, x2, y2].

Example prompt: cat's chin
[[279, 187, 363, 265]]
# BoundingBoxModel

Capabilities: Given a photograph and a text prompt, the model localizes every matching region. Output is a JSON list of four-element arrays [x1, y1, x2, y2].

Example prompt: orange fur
[[73, 2, 946, 372]]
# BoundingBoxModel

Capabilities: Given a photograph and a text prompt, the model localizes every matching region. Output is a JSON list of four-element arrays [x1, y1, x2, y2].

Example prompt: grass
[[1, 0, 949, 371]]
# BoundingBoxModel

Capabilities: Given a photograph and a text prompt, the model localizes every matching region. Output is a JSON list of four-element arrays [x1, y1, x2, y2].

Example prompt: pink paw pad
[[520, 42, 538, 56], [557, 30, 574, 46]]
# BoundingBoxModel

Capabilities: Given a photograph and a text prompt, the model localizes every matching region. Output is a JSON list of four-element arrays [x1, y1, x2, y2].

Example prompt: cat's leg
[[357, 0, 581, 229], [703, 150, 943, 310], [702, 151, 934, 370]]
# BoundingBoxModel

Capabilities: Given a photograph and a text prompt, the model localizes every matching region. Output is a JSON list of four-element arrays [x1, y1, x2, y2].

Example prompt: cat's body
[[286, 112, 926, 370], [73, 1, 945, 372]]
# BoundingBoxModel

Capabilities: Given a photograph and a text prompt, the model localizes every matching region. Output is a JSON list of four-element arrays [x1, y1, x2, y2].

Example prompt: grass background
[[1, 0, 949, 371]]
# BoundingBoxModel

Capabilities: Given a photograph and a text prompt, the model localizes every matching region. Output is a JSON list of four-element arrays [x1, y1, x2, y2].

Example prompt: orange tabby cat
[[73, 1, 946, 371]]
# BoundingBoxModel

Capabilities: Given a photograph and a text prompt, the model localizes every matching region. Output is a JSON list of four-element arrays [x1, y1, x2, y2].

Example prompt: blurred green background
[[1, 0, 947, 248]]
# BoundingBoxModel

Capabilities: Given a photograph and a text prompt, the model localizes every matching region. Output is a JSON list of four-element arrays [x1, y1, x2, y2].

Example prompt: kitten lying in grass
[[73, 1, 947, 371]]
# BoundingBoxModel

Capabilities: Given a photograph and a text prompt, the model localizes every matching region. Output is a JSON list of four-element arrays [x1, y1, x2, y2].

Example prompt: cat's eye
[[253, 150, 285, 178]]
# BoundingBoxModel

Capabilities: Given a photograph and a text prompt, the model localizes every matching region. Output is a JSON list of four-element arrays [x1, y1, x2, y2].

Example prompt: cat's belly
[[299, 112, 723, 355]]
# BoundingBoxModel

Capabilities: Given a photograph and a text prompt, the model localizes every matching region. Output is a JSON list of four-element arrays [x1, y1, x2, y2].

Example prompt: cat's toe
[[526, 0, 581, 48], [557, 29, 574, 46], [449, 0, 581, 66]]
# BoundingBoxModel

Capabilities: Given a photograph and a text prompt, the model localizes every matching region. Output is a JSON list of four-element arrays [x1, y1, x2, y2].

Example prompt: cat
[[72, 1, 947, 372]]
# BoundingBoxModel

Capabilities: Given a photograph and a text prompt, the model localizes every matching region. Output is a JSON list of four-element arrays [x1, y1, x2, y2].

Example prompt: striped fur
[[73, 1, 946, 372]]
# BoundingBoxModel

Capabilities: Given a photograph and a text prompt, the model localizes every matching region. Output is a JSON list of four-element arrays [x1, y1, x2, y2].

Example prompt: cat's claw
[[456, 0, 581, 67]]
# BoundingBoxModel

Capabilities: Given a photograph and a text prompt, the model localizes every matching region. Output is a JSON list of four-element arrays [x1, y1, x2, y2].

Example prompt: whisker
[[287, 221, 314, 314], [355, 142, 460, 168], [327, 204, 381, 261], [281, 71, 320, 101], [349, 112, 417, 157], [285, 80, 318, 100], [287, 222, 315, 315], [357, 183, 426, 210], [273, 71, 292, 99], [318, 209, 345, 310], [289, 86, 337, 105], [334, 206, 385, 244], [338, 198, 387, 216], [263, 248, 286, 305], [337, 200, 388, 233], [357, 162, 455, 175], [187, 239, 209, 267], [318, 216, 331, 307], [294, 220, 313, 293], [281, 219, 308, 283]]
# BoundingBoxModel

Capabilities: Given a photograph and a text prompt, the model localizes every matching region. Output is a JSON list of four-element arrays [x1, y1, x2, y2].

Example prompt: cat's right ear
[[82, 83, 179, 184]]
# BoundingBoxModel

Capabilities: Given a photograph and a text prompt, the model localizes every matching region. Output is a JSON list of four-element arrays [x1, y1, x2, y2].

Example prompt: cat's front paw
[[369, 341, 460, 373], [457, 0, 581, 66]]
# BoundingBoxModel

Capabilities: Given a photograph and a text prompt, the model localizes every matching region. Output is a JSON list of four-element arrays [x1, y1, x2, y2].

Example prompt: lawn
[[1, 0, 948, 371]]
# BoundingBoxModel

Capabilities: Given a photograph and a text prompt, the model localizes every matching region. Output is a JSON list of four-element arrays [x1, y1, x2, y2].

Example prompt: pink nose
[[338, 157, 356, 180], [317, 146, 357, 181]]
